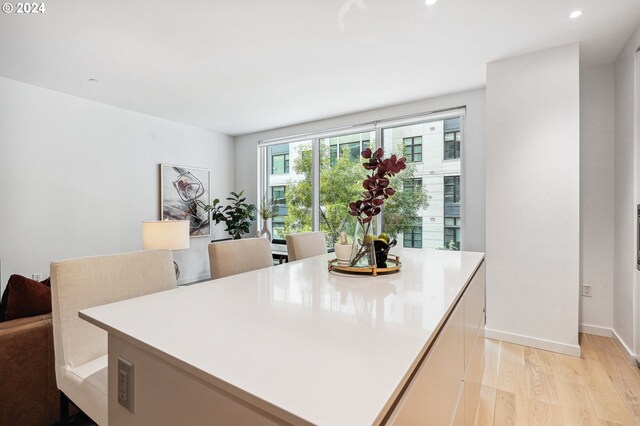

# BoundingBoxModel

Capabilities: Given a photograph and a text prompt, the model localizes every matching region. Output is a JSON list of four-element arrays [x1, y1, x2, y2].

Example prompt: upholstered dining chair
[[285, 231, 327, 262], [208, 238, 273, 279], [50, 250, 177, 425]]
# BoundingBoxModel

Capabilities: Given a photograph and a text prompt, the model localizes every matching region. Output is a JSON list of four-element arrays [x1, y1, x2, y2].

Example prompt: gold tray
[[328, 254, 401, 277]]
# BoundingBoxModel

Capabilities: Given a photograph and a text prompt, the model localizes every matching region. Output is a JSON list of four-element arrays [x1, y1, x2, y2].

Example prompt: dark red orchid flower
[[349, 148, 406, 226]]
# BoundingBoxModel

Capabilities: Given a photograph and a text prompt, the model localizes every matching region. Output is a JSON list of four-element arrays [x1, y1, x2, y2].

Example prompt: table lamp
[[142, 220, 190, 279]]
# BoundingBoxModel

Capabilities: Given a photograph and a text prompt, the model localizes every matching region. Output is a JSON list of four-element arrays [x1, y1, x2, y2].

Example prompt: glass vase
[[349, 221, 376, 268], [258, 218, 272, 241]]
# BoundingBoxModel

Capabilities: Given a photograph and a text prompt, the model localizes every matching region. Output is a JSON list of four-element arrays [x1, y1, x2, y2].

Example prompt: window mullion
[[312, 138, 320, 231], [375, 126, 383, 235]]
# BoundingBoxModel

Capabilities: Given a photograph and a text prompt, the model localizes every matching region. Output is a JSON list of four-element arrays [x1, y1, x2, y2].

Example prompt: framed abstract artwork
[[160, 164, 211, 237]]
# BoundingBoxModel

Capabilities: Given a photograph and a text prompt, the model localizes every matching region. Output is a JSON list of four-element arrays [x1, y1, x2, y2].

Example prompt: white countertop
[[80, 248, 484, 426]]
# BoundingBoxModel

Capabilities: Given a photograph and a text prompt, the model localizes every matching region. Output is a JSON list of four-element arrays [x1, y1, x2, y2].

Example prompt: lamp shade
[[142, 220, 190, 251]]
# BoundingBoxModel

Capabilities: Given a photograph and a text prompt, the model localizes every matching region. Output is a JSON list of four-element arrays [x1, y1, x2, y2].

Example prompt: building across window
[[444, 118, 461, 160], [271, 185, 287, 215], [403, 136, 423, 162], [270, 144, 289, 174], [444, 176, 460, 204], [444, 226, 460, 250], [270, 185, 287, 239], [403, 178, 423, 193], [403, 224, 423, 248], [329, 138, 370, 166], [443, 175, 460, 250]]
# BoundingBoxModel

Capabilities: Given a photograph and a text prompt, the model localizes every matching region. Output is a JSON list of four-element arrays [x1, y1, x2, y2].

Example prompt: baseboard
[[485, 328, 581, 357], [611, 328, 638, 366], [579, 324, 612, 337], [178, 273, 211, 286]]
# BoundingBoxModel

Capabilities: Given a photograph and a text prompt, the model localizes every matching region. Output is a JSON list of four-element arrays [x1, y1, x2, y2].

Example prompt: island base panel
[[107, 335, 286, 426], [388, 261, 485, 426]]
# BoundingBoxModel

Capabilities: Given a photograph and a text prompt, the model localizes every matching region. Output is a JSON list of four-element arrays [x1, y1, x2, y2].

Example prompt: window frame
[[403, 136, 423, 163], [271, 152, 289, 175], [403, 224, 423, 248], [257, 108, 465, 249]]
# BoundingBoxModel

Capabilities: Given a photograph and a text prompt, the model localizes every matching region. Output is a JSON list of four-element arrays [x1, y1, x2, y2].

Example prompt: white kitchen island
[[80, 249, 485, 426]]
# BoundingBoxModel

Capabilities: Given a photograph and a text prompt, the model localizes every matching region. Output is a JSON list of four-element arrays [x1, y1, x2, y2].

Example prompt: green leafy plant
[[205, 190, 256, 239]]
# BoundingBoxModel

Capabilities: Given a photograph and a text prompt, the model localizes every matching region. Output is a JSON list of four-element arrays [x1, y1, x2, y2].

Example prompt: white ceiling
[[1, 0, 639, 136]]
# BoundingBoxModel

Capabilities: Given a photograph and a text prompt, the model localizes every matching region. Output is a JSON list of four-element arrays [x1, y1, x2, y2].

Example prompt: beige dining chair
[[50, 250, 177, 425], [208, 238, 273, 279], [286, 231, 327, 262]]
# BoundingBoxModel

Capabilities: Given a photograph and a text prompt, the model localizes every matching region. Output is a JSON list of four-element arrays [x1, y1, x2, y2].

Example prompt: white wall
[[485, 44, 581, 356], [235, 88, 486, 253], [613, 24, 640, 359], [579, 63, 615, 334], [0, 77, 235, 290]]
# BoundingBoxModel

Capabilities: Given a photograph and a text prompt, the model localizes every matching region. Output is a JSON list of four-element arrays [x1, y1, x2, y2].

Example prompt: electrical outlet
[[31, 273, 43, 281], [117, 357, 134, 412], [582, 284, 592, 298]]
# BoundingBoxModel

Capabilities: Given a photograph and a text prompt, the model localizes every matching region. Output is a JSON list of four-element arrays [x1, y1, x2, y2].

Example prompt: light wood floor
[[474, 334, 640, 425]]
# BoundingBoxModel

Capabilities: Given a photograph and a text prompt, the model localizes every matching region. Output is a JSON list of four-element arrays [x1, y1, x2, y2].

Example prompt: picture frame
[[160, 164, 211, 237]]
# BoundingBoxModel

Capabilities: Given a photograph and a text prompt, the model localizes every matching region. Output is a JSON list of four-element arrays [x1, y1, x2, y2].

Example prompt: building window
[[330, 140, 370, 166], [270, 185, 287, 239], [444, 226, 460, 250], [444, 176, 460, 204], [272, 217, 285, 240], [270, 144, 289, 174], [271, 185, 287, 216], [403, 224, 423, 248], [444, 118, 461, 160], [403, 136, 423, 162], [403, 178, 423, 193]]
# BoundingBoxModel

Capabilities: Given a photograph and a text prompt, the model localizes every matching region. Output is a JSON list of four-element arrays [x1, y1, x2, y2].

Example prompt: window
[[329, 137, 370, 166], [444, 118, 461, 160], [403, 136, 423, 162], [271, 185, 287, 216], [403, 178, 422, 193], [444, 226, 460, 250], [270, 144, 289, 174], [265, 140, 312, 236], [444, 176, 460, 204], [403, 224, 423, 248], [320, 132, 375, 246], [259, 111, 464, 251], [444, 217, 461, 226], [443, 175, 460, 250], [270, 184, 288, 240]]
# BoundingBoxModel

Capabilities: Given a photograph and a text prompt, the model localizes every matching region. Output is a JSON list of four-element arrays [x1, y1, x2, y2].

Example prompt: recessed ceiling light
[[425, 0, 437, 6], [569, 10, 582, 19]]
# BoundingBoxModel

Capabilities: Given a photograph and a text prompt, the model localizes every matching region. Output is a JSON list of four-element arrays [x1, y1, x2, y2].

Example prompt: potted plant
[[205, 190, 256, 239]]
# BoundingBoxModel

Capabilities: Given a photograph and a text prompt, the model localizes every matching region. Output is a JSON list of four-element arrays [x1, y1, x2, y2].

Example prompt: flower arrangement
[[348, 147, 407, 225], [348, 147, 406, 266]]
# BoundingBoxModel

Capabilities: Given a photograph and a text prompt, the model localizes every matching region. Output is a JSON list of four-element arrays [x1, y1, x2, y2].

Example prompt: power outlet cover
[[117, 357, 134, 412]]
